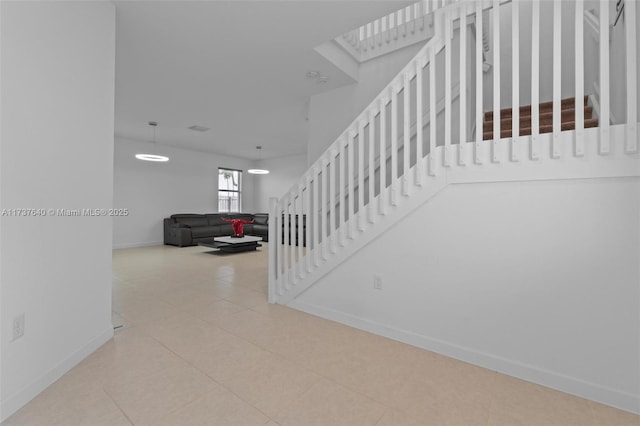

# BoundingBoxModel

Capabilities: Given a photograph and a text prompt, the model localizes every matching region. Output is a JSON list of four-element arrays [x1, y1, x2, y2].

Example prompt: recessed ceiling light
[[188, 125, 211, 132]]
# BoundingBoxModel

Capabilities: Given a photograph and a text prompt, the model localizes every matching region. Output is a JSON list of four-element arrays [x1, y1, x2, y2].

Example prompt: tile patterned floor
[[4, 244, 639, 426]]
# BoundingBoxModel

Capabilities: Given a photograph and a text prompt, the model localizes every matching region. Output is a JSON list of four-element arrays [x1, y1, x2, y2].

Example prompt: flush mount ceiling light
[[135, 121, 169, 162], [248, 146, 269, 175]]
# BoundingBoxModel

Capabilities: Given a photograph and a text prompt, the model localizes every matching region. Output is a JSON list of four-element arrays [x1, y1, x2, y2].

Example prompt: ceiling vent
[[188, 125, 211, 132]]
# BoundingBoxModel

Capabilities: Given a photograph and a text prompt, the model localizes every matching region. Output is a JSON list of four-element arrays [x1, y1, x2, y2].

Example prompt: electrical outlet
[[373, 274, 382, 290], [12, 313, 25, 341]]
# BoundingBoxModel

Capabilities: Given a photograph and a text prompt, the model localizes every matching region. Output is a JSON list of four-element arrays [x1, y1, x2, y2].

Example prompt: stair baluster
[[625, 0, 638, 152], [475, 1, 483, 164], [575, 0, 585, 157], [552, 0, 562, 158], [379, 96, 388, 215], [531, 0, 540, 160], [269, 0, 636, 305], [512, 0, 520, 162], [403, 71, 411, 194], [459, 3, 467, 166], [416, 60, 425, 183], [368, 109, 376, 223], [599, 0, 610, 154], [492, 0, 501, 162]]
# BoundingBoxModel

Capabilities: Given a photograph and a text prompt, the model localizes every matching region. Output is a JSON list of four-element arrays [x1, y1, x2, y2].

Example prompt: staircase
[[336, 0, 444, 63], [268, 0, 639, 305], [482, 96, 598, 140]]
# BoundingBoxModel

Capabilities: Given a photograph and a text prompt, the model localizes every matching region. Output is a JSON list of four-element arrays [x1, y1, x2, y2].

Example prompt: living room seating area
[[164, 213, 269, 247], [164, 212, 309, 248]]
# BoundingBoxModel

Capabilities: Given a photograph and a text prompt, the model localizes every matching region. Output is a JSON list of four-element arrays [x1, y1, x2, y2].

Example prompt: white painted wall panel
[[113, 138, 256, 248], [253, 153, 308, 213], [0, 2, 115, 419], [295, 177, 640, 413]]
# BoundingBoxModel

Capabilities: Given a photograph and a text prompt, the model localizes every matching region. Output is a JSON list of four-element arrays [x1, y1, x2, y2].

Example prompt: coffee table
[[198, 236, 262, 253]]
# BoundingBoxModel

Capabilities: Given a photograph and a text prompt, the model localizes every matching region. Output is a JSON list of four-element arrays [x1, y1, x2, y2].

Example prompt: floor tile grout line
[[372, 405, 393, 426], [172, 312, 329, 421], [143, 329, 278, 421], [152, 293, 428, 419], [266, 375, 326, 423], [484, 372, 498, 426], [124, 290, 398, 424], [116, 275, 435, 422], [102, 387, 136, 426]]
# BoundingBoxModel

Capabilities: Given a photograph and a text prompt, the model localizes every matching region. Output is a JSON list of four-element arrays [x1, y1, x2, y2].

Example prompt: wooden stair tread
[[483, 96, 589, 121], [483, 106, 593, 132], [482, 117, 599, 140]]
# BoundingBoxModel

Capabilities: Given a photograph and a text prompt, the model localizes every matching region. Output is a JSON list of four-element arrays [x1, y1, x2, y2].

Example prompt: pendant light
[[135, 121, 169, 162], [248, 146, 269, 174]]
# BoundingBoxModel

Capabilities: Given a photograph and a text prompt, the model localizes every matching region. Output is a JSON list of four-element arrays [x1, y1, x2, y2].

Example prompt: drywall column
[[0, 1, 116, 420]]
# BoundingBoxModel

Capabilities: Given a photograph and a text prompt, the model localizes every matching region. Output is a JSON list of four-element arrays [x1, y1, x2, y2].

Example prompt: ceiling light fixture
[[188, 125, 211, 132], [248, 146, 269, 175], [306, 70, 330, 84], [135, 121, 169, 162], [135, 154, 169, 162]]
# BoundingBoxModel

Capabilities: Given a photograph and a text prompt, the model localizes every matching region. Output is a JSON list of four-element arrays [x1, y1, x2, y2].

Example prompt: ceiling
[[114, 1, 411, 160]]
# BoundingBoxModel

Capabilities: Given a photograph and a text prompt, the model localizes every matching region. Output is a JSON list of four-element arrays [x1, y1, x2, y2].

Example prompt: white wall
[[0, 1, 115, 420], [113, 138, 257, 248], [294, 177, 640, 413], [307, 43, 424, 164], [253, 153, 308, 212]]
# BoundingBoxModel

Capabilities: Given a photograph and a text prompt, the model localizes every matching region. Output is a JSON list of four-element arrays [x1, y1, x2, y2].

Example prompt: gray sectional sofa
[[164, 213, 269, 247]]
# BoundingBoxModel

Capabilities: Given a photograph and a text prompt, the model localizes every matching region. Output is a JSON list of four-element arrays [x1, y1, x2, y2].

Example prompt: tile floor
[[4, 244, 639, 426]]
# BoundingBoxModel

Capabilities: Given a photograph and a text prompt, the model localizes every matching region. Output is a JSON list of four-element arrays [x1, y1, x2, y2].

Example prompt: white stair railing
[[342, 0, 458, 54], [268, 0, 637, 304]]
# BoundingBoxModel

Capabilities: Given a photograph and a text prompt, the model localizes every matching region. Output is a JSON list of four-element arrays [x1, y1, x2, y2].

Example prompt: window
[[218, 168, 242, 212]]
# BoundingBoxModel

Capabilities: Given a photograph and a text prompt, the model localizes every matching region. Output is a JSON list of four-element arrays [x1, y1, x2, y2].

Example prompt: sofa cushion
[[215, 224, 234, 236], [191, 226, 221, 238], [253, 224, 268, 234], [205, 214, 226, 226], [253, 213, 268, 225], [226, 213, 255, 222], [169, 223, 189, 228], [172, 214, 207, 228], [207, 213, 255, 227]]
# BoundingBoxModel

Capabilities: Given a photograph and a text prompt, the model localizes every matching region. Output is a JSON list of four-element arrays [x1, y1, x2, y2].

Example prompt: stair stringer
[[276, 124, 640, 306]]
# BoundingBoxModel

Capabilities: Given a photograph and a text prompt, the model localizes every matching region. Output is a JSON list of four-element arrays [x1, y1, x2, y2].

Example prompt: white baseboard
[[0, 327, 114, 422], [112, 240, 163, 249], [288, 299, 640, 415]]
